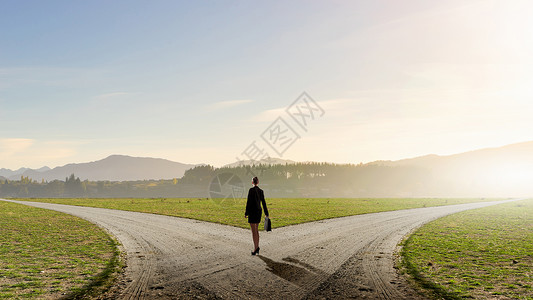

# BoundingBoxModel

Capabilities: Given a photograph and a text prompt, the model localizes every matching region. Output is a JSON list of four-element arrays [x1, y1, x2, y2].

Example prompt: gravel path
[[2, 199, 517, 299]]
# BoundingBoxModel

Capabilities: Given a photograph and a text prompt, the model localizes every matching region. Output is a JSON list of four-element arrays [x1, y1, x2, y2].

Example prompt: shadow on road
[[258, 255, 326, 287]]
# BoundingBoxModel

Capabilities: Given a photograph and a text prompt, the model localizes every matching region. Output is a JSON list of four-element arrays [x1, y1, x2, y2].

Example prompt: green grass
[[0, 201, 120, 299], [17, 197, 504, 229], [401, 198, 533, 299]]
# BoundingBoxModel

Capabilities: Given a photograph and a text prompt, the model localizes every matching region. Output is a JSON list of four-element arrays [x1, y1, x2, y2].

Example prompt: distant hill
[[371, 141, 533, 168], [1, 166, 51, 179], [369, 141, 533, 196], [10, 155, 197, 181], [0, 167, 30, 178]]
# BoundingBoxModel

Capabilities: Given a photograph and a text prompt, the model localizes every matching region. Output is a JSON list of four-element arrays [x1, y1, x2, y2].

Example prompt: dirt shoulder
[[3, 199, 516, 299]]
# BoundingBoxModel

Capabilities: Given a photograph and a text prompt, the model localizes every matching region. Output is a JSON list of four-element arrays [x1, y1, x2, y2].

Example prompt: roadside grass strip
[[401, 198, 533, 299], [17, 197, 503, 229], [0, 201, 120, 299]]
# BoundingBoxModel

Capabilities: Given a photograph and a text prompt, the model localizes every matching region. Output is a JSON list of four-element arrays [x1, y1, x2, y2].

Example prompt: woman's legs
[[250, 223, 259, 251]]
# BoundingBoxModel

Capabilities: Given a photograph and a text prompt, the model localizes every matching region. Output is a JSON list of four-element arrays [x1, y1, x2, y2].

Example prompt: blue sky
[[1, 0, 533, 169]]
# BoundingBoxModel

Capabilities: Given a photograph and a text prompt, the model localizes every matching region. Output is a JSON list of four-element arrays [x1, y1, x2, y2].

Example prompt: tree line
[[0, 162, 438, 198]]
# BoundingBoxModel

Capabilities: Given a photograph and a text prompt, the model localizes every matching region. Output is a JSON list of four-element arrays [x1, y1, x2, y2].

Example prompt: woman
[[245, 176, 269, 255]]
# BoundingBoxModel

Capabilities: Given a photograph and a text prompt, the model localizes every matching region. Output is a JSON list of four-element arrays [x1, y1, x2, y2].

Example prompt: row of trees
[[0, 174, 206, 198], [1, 174, 86, 198], [181, 162, 431, 197], [8, 161, 497, 198], [0, 162, 436, 198]]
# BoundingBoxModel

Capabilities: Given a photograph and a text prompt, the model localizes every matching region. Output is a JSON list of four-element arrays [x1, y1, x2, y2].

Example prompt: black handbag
[[264, 216, 272, 232]]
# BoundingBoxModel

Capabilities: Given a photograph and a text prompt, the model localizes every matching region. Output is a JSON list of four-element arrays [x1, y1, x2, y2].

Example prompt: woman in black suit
[[245, 176, 269, 255]]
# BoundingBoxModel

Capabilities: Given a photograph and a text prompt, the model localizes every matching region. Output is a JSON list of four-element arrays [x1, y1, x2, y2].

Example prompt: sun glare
[[484, 163, 533, 194]]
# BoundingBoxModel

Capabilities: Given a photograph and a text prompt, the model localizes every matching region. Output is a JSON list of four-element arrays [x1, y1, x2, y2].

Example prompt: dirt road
[[3, 199, 516, 299]]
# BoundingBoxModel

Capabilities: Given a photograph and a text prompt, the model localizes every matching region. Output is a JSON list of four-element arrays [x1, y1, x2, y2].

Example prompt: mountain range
[[371, 141, 533, 168], [1, 141, 532, 187], [0, 155, 297, 182], [0, 166, 51, 179], [1, 155, 197, 182], [371, 141, 533, 196]]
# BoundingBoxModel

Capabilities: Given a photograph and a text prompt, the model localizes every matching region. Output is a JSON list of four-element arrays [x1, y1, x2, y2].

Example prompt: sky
[[1, 0, 532, 169]]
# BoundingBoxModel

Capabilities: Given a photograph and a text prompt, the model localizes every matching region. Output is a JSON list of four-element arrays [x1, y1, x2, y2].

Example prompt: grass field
[[16, 197, 504, 229], [401, 198, 533, 299], [0, 201, 120, 299]]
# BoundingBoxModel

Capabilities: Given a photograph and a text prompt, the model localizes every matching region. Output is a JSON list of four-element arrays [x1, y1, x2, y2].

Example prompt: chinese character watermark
[[241, 141, 269, 162], [261, 117, 300, 157], [286, 92, 325, 131], [208, 172, 245, 207], [208, 92, 324, 205]]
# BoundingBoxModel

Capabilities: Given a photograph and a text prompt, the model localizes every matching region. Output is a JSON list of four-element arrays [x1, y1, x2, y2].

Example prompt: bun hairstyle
[[252, 177, 259, 185]]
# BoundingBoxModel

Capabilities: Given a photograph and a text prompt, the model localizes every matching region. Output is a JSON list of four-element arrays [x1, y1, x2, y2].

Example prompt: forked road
[[3, 199, 519, 299]]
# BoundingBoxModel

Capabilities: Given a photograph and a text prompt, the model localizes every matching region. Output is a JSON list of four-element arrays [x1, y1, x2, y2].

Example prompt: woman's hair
[[252, 177, 259, 185]]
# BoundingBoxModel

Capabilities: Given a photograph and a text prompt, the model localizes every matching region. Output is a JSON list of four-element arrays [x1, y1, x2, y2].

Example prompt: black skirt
[[248, 212, 262, 224]]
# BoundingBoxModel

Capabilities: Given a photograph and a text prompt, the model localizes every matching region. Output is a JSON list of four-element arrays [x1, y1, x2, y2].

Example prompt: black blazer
[[245, 186, 269, 217]]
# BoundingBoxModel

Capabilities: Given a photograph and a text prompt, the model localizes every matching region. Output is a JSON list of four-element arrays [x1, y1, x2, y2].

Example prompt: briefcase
[[264, 216, 272, 232]]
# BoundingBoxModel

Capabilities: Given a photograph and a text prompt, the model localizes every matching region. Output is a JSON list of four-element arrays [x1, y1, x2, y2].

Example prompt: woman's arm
[[260, 189, 269, 217], [245, 188, 252, 217]]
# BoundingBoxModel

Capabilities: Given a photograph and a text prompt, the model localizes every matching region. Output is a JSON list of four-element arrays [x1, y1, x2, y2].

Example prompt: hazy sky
[[1, 0, 532, 169]]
